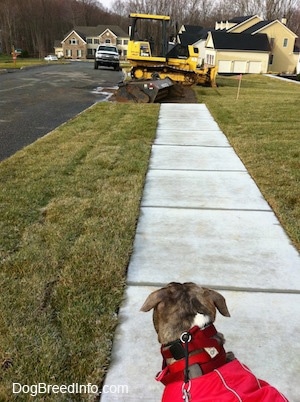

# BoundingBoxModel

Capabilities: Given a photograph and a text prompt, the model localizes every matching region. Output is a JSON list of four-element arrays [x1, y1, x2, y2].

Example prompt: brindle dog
[[141, 282, 288, 402]]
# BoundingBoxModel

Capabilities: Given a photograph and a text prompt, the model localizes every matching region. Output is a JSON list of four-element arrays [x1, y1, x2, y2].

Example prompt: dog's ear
[[207, 289, 231, 317], [140, 289, 165, 312]]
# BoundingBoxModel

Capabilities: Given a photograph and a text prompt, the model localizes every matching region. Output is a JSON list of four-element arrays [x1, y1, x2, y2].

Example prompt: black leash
[[180, 331, 192, 401]]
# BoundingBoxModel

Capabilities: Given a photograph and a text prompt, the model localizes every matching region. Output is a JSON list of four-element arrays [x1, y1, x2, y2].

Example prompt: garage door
[[233, 61, 247, 73], [218, 60, 232, 73], [248, 61, 262, 73]]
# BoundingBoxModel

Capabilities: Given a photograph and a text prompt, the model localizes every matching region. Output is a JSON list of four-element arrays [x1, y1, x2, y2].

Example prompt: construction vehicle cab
[[128, 13, 169, 63]]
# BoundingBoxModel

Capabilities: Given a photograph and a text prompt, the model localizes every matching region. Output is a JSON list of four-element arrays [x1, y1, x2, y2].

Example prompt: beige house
[[297, 51, 300, 74], [215, 15, 298, 73], [53, 40, 63, 58], [60, 25, 129, 60], [205, 31, 271, 74]]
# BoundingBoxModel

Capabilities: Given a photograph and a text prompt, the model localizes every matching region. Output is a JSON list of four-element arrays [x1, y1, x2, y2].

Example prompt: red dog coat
[[160, 359, 288, 402], [157, 325, 288, 402]]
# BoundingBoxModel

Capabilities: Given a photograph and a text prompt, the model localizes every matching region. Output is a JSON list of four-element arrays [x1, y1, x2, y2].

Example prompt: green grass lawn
[[0, 55, 64, 69], [194, 75, 300, 251], [0, 103, 159, 400], [0, 75, 299, 400]]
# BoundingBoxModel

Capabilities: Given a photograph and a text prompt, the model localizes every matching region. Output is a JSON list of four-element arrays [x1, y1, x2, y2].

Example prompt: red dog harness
[[156, 324, 226, 385], [156, 324, 289, 402]]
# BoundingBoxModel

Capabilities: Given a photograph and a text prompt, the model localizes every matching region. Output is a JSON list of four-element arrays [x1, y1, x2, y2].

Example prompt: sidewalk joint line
[[149, 168, 247, 173], [140, 205, 273, 213], [152, 144, 230, 148], [126, 282, 300, 295]]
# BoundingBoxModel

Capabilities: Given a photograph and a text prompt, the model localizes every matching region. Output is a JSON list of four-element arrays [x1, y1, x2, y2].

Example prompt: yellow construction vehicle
[[116, 13, 217, 102]]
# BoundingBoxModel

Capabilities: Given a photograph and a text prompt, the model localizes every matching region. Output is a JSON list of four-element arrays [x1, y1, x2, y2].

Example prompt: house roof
[[73, 30, 87, 41], [63, 29, 87, 43], [178, 28, 209, 45], [209, 31, 271, 51], [241, 20, 275, 34], [64, 25, 128, 41], [182, 25, 204, 34], [227, 15, 255, 24], [178, 25, 211, 45], [54, 40, 63, 47], [76, 25, 128, 37], [241, 19, 298, 37], [179, 32, 199, 45]]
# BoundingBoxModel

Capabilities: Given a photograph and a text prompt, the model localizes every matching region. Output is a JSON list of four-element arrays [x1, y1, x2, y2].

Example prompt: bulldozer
[[115, 13, 217, 103]]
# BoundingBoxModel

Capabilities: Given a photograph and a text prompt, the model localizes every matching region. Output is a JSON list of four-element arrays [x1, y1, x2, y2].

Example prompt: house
[[179, 15, 298, 74], [177, 25, 209, 66], [177, 22, 271, 73], [295, 45, 300, 74], [215, 15, 298, 73], [61, 25, 129, 60], [54, 40, 63, 58], [205, 31, 271, 73]]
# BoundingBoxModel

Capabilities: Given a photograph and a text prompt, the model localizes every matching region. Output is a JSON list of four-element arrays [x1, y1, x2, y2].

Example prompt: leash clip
[[180, 331, 192, 385], [182, 380, 191, 401], [180, 331, 191, 343]]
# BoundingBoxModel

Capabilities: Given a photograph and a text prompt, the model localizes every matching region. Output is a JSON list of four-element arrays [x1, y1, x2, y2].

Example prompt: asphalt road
[[0, 61, 123, 161]]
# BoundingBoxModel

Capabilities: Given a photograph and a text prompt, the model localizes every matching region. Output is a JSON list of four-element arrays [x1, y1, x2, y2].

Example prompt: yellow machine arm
[[129, 13, 170, 21]]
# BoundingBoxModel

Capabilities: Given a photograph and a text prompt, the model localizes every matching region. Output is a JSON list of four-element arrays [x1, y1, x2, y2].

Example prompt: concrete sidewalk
[[101, 104, 300, 402]]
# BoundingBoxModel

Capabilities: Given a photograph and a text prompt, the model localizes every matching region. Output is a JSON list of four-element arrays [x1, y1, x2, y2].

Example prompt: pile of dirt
[[111, 83, 197, 104], [160, 86, 197, 103]]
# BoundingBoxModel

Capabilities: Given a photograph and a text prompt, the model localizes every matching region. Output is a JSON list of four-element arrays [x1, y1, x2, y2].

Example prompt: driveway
[[0, 61, 123, 161]]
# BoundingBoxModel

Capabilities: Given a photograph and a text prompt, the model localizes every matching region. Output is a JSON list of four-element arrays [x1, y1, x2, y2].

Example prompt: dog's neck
[[163, 313, 214, 366], [158, 317, 228, 386], [192, 313, 211, 329]]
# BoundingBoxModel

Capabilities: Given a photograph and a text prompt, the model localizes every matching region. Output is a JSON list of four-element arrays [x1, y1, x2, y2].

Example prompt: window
[[124, 39, 128, 45], [283, 38, 288, 47], [105, 38, 111, 44], [269, 54, 274, 65], [94, 38, 99, 44], [87, 38, 92, 44], [117, 39, 122, 45], [98, 45, 118, 52], [206, 54, 214, 65], [69, 38, 78, 45], [66, 49, 72, 57], [77, 49, 82, 58]]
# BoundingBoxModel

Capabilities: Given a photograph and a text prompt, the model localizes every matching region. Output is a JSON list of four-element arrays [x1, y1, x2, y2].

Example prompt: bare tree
[[0, 0, 299, 56], [0, 0, 18, 54]]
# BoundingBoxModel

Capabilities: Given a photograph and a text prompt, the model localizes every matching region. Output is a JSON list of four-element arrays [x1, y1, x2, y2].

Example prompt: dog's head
[[141, 282, 230, 344]]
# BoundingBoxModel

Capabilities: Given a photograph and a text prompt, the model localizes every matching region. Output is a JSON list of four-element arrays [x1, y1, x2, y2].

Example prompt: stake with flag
[[236, 73, 242, 100]]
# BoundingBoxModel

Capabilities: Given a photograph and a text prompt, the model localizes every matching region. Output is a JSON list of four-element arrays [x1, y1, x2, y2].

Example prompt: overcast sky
[[97, 0, 114, 10]]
